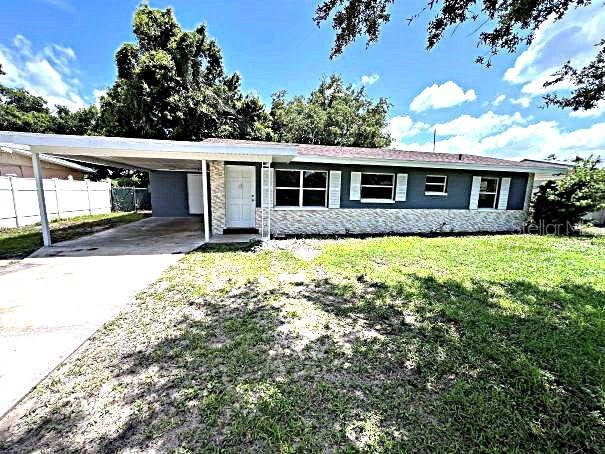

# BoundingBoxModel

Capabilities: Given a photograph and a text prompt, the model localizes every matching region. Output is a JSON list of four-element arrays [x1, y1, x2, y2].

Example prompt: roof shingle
[[203, 138, 545, 169]]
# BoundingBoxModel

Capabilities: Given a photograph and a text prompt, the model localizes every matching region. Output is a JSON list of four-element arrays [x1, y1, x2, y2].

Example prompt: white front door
[[225, 165, 256, 228]]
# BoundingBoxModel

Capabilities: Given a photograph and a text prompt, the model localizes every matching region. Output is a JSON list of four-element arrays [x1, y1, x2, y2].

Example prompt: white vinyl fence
[[0, 176, 111, 228]]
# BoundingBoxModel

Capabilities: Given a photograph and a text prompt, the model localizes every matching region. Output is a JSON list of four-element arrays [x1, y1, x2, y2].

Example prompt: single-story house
[[0, 145, 92, 179], [0, 132, 561, 245]]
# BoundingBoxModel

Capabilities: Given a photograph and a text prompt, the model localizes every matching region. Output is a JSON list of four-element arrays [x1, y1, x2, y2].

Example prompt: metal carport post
[[31, 150, 52, 247]]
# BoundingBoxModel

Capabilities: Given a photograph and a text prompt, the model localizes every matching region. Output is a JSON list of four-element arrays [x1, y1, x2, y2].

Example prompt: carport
[[0, 132, 298, 245]]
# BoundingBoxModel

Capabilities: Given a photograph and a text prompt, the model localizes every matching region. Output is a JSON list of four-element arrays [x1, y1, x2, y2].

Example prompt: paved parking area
[[0, 217, 204, 418]]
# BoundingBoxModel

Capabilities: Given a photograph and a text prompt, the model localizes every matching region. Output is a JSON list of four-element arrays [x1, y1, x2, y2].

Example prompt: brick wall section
[[209, 161, 225, 234], [265, 209, 526, 236]]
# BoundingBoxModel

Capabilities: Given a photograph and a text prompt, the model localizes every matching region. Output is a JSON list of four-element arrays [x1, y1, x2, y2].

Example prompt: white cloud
[[504, 3, 605, 96], [409, 81, 476, 112], [93, 89, 107, 108], [510, 96, 531, 108], [0, 34, 86, 110], [431, 111, 526, 139], [360, 74, 379, 86], [386, 116, 428, 141], [391, 113, 605, 161], [492, 94, 506, 107], [569, 100, 605, 119]]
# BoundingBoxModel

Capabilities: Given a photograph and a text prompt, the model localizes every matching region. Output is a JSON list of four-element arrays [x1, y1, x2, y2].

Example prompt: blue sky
[[1, 0, 604, 161]]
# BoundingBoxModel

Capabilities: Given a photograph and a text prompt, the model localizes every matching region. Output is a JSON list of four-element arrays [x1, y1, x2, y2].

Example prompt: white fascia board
[[0, 131, 298, 160], [293, 155, 553, 173], [1, 144, 93, 172]]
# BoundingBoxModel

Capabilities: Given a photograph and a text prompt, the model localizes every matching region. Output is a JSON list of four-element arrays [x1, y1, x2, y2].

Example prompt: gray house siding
[[149, 171, 190, 217], [271, 162, 529, 210]]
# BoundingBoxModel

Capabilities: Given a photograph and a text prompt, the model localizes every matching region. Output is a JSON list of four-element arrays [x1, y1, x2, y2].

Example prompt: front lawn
[[1, 234, 604, 451], [0, 212, 148, 259]]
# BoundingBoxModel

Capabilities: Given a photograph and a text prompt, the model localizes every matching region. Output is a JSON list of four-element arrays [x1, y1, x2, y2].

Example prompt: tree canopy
[[0, 6, 394, 151], [314, 0, 604, 112], [270, 75, 391, 147], [97, 5, 272, 141], [0, 83, 99, 135]]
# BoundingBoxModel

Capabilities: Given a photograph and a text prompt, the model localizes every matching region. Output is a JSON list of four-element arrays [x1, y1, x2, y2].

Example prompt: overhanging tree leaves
[[270, 74, 391, 147], [314, 0, 603, 111], [98, 5, 272, 141]]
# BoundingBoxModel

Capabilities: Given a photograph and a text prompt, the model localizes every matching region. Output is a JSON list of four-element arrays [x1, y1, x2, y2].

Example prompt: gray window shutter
[[395, 173, 408, 201], [328, 171, 341, 208], [469, 176, 482, 210], [261, 167, 274, 208], [498, 177, 511, 210], [350, 171, 361, 200]]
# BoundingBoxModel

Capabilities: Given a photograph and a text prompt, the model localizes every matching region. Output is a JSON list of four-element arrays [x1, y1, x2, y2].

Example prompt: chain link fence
[[111, 187, 151, 212]]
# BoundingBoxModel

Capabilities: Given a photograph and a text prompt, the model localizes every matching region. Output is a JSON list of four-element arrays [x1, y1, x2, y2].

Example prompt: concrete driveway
[[0, 217, 204, 419]]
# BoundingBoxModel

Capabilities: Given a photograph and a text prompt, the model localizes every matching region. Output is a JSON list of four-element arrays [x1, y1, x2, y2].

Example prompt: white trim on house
[[0, 131, 298, 168], [274, 169, 329, 208], [424, 175, 448, 196], [394, 173, 408, 202], [1, 143, 93, 173], [293, 155, 555, 173]]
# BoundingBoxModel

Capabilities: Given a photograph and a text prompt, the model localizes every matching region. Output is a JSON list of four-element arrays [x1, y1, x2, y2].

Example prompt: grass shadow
[[2, 252, 604, 451]]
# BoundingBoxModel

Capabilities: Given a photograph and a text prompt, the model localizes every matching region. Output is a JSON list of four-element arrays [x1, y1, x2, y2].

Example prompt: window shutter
[[350, 171, 361, 200], [328, 171, 341, 208], [395, 173, 408, 201], [469, 176, 482, 210], [498, 177, 511, 210], [261, 167, 274, 208]]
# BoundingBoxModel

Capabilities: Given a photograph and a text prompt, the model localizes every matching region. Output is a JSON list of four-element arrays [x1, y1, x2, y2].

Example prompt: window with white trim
[[360, 173, 395, 201], [425, 175, 448, 195], [274, 170, 328, 207], [478, 177, 499, 209]]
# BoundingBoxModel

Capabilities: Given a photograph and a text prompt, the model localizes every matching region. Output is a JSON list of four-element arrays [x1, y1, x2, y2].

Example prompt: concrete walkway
[[0, 217, 204, 419]]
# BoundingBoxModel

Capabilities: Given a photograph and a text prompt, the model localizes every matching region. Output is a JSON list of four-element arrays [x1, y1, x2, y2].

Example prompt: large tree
[[270, 74, 391, 147], [314, 0, 603, 112], [98, 5, 272, 141]]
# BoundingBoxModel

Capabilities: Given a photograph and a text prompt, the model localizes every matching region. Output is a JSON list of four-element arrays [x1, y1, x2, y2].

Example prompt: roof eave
[[293, 154, 553, 173]]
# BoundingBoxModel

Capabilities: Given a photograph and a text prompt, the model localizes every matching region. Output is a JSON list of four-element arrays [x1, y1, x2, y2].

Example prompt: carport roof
[[0, 131, 298, 171], [0, 131, 560, 173]]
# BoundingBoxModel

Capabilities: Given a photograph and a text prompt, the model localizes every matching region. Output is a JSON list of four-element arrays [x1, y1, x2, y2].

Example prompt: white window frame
[[478, 176, 500, 210], [360, 172, 396, 203], [425, 175, 448, 196], [274, 169, 328, 208]]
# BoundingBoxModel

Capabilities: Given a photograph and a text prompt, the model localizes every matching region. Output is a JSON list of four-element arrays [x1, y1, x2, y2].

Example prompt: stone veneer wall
[[209, 161, 225, 234], [259, 208, 526, 236]]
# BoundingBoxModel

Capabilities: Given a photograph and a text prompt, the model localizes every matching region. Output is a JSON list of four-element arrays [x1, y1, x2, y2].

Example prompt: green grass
[[2, 234, 604, 452], [0, 212, 148, 259]]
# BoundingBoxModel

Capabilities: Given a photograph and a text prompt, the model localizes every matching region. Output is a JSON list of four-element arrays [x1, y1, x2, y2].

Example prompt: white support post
[[53, 178, 62, 219], [260, 161, 265, 239], [85, 179, 92, 215], [31, 152, 51, 246], [267, 163, 271, 240], [201, 159, 210, 242], [8, 176, 20, 227]]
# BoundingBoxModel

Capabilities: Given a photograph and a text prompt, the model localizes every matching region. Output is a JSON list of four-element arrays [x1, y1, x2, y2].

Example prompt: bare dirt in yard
[[1, 236, 603, 452]]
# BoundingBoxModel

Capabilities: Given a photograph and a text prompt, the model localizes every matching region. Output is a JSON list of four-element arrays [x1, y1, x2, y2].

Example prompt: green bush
[[530, 157, 605, 234]]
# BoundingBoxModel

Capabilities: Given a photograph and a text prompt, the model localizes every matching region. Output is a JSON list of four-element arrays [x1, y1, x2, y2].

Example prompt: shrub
[[529, 157, 605, 234]]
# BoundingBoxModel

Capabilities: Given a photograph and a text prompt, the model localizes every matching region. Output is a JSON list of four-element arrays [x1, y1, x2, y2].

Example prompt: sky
[[0, 0, 604, 161]]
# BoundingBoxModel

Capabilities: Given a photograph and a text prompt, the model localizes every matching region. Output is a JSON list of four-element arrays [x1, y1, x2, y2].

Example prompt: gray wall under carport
[[149, 171, 190, 217]]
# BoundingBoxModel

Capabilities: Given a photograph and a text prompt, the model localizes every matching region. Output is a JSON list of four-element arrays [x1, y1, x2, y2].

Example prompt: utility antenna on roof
[[433, 129, 437, 153]]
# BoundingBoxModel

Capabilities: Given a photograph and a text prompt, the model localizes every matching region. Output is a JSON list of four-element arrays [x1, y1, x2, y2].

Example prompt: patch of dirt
[[261, 239, 322, 261]]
